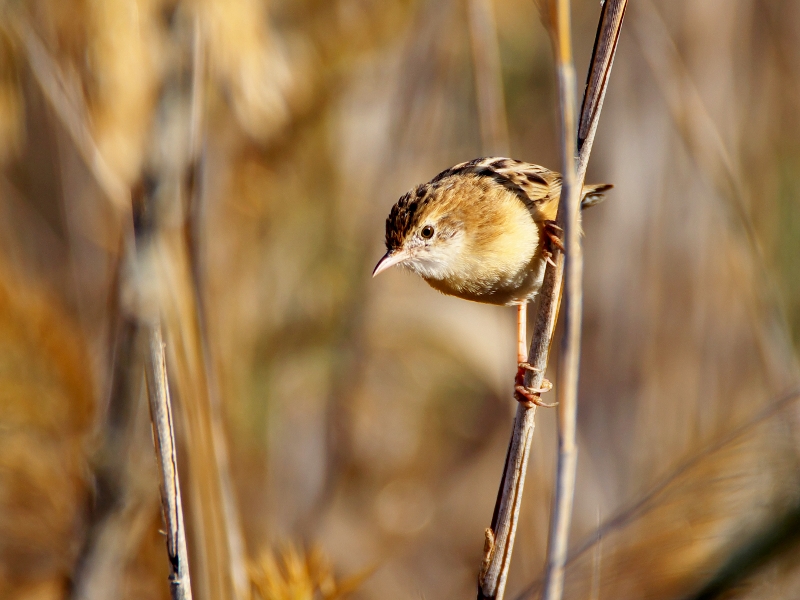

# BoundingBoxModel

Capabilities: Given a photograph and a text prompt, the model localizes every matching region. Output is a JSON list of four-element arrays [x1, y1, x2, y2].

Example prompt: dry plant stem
[[19, 12, 240, 597], [478, 262, 566, 600], [477, 2, 626, 599], [14, 15, 193, 598], [14, 8, 264, 600], [183, 19, 249, 599], [144, 324, 194, 600], [541, 0, 581, 597]]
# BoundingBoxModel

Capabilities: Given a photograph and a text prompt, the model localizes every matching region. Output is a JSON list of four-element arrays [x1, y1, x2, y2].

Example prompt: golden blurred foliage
[[0, 260, 93, 598], [0, 0, 799, 598], [250, 543, 370, 600]]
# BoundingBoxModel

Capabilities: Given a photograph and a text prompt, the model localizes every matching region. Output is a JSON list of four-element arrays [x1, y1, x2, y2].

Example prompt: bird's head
[[372, 182, 467, 281]]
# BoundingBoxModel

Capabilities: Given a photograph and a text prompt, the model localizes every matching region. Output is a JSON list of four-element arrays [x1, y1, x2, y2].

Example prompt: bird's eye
[[421, 225, 434, 239]]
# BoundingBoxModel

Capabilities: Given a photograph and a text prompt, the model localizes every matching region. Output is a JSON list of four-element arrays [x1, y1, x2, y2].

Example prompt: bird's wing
[[431, 157, 562, 222]]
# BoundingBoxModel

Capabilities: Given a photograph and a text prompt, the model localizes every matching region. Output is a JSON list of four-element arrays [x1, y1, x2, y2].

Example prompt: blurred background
[[1, 0, 800, 599]]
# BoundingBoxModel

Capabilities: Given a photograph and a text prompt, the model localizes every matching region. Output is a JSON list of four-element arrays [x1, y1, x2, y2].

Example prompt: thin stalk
[[183, 18, 249, 598], [476, 2, 627, 599], [16, 12, 239, 598], [541, 0, 581, 598], [144, 324, 193, 600]]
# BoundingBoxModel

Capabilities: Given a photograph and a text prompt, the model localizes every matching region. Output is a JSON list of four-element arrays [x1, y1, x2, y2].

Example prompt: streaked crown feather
[[384, 157, 611, 251], [385, 157, 559, 251]]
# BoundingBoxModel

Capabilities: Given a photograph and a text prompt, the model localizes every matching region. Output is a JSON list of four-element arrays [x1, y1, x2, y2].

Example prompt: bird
[[372, 157, 611, 406]]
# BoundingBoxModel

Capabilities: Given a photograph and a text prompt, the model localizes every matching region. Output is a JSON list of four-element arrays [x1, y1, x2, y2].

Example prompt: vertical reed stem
[[144, 324, 194, 600], [477, 3, 627, 598], [541, 0, 581, 597]]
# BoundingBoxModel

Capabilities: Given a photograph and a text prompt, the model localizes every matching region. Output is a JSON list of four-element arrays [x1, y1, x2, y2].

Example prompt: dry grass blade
[[144, 324, 193, 600], [477, 2, 627, 599]]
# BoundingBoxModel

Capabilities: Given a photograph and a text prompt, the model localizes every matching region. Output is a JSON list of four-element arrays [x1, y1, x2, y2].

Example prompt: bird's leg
[[515, 303, 530, 388], [516, 302, 528, 367], [514, 304, 556, 407], [542, 221, 564, 267]]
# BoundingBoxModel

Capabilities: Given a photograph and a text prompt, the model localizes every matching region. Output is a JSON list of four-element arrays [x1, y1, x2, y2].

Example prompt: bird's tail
[[580, 183, 613, 209]]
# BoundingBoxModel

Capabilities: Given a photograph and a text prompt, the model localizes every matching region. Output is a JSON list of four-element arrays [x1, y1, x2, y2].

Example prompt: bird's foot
[[514, 364, 556, 408], [515, 362, 537, 387], [514, 382, 556, 408], [542, 221, 564, 265], [518, 362, 540, 373]]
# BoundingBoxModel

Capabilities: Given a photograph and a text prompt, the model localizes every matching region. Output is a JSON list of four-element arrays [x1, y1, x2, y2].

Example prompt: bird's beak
[[372, 249, 409, 277]]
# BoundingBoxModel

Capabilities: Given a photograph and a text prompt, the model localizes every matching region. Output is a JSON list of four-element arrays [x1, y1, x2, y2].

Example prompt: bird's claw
[[543, 221, 565, 254], [513, 365, 556, 407], [515, 363, 544, 387], [514, 382, 557, 408]]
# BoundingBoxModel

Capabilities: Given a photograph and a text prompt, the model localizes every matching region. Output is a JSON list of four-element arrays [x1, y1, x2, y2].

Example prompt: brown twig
[[477, 2, 626, 599], [144, 323, 194, 600]]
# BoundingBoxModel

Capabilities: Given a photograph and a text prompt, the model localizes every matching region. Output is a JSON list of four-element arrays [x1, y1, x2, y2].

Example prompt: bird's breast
[[423, 195, 545, 305]]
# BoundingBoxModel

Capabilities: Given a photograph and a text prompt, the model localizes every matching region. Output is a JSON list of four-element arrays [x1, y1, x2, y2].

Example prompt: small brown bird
[[373, 157, 611, 404]]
